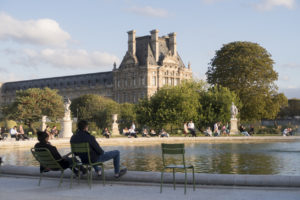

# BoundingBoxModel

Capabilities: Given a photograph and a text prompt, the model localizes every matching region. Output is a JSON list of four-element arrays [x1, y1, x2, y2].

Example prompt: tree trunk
[[29, 122, 37, 135]]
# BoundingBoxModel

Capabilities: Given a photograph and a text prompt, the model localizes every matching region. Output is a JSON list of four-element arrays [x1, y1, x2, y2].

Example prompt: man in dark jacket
[[34, 131, 84, 174], [70, 120, 127, 178]]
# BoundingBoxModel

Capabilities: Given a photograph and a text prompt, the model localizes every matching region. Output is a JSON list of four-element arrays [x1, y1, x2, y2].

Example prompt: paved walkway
[[0, 175, 299, 200]]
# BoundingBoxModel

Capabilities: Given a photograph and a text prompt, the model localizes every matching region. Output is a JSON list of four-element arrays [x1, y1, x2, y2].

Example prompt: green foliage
[[4, 120, 17, 129], [136, 80, 236, 130], [206, 41, 287, 120], [198, 85, 240, 129], [2, 87, 64, 133], [256, 127, 280, 135], [278, 98, 300, 118], [71, 94, 119, 129], [119, 103, 136, 129]]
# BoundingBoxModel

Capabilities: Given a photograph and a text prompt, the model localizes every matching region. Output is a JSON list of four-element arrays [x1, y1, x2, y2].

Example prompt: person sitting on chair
[[159, 129, 169, 138], [122, 127, 130, 136], [142, 128, 150, 137], [34, 131, 85, 175], [18, 125, 29, 140], [10, 126, 21, 141], [102, 128, 111, 138], [150, 129, 157, 137], [70, 120, 127, 178]]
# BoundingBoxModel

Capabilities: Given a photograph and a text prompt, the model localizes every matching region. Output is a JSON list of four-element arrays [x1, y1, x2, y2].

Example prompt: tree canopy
[[136, 80, 238, 130], [206, 41, 287, 120], [198, 85, 240, 129], [70, 94, 119, 129], [2, 87, 64, 133]]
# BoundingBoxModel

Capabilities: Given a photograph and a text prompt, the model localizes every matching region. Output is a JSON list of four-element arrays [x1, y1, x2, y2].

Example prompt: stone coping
[[1, 165, 300, 187], [1, 136, 300, 148]]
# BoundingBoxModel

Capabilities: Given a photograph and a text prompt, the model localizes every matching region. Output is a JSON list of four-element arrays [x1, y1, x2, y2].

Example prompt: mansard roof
[[119, 35, 186, 68], [1, 71, 113, 92]]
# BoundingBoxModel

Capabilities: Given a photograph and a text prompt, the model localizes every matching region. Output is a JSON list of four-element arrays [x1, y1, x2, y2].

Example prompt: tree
[[119, 103, 136, 130], [136, 81, 203, 130], [278, 98, 300, 118], [2, 87, 64, 133], [198, 85, 240, 129], [206, 41, 287, 120], [71, 94, 119, 130]]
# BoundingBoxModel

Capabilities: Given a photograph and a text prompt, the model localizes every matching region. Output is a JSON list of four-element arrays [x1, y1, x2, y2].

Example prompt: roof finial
[[113, 62, 117, 70], [188, 61, 191, 69]]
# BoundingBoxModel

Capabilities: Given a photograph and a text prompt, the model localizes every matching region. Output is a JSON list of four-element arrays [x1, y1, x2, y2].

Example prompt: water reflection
[[1, 142, 300, 175]]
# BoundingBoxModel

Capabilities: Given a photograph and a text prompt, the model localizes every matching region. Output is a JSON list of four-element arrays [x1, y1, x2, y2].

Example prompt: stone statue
[[63, 97, 71, 120], [231, 102, 238, 119], [111, 114, 120, 136], [60, 97, 73, 138]]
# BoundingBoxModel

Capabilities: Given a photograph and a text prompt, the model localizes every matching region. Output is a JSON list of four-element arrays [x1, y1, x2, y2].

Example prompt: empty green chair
[[160, 143, 195, 194], [31, 148, 70, 187], [70, 143, 105, 189]]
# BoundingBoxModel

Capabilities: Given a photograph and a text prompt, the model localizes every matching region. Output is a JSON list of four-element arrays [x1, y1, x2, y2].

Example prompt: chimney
[[127, 30, 136, 55], [168, 32, 177, 56], [150, 29, 159, 62]]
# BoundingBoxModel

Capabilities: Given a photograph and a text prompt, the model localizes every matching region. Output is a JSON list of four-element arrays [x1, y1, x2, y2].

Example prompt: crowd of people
[[0, 120, 297, 141]]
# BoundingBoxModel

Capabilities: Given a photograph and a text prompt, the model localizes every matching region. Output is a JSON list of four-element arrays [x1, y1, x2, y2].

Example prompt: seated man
[[70, 120, 127, 178], [128, 128, 137, 138], [239, 125, 250, 136], [10, 126, 20, 141], [159, 129, 169, 138], [204, 127, 212, 137], [35, 131, 85, 174], [102, 128, 111, 138]]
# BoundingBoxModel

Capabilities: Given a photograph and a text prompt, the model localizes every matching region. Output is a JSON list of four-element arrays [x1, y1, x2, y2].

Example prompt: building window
[[142, 76, 145, 85], [133, 77, 136, 86], [152, 76, 156, 86], [169, 78, 172, 85]]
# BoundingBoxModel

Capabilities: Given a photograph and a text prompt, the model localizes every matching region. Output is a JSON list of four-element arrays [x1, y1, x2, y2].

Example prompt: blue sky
[[0, 0, 299, 98]]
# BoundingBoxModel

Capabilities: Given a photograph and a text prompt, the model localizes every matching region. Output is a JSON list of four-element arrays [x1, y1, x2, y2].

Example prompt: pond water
[[2, 142, 300, 175]]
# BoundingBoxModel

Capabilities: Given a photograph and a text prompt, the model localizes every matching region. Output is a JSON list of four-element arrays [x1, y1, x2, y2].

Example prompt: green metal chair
[[31, 148, 70, 187], [160, 143, 195, 194], [70, 143, 105, 189]]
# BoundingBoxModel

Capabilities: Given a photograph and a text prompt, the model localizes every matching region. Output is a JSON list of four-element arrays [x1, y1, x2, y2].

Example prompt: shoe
[[79, 166, 87, 175], [97, 171, 102, 176], [114, 168, 127, 179]]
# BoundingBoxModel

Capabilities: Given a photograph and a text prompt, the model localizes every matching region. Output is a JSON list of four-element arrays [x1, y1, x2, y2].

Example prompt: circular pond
[[1, 141, 300, 175]]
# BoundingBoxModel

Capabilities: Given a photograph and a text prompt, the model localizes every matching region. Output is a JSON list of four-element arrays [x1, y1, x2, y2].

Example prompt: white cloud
[[0, 12, 71, 47], [255, 0, 296, 11], [281, 75, 290, 81], [14, 48, 119, 69], [126, 6, 170, 18]]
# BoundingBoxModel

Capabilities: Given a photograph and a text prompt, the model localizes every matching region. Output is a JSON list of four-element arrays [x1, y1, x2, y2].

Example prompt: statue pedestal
[[230, 118, 239, 135], [111, 122, 120, 136], [60, 119, 73, 138]]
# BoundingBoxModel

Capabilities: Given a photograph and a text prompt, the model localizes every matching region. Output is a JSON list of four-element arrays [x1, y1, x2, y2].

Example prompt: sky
[[0, 0, 299, 98]]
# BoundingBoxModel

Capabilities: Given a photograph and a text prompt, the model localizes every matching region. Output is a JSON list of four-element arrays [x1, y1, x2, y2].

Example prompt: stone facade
[[0, 29, 192, 105], [113, 29, 192, 103]]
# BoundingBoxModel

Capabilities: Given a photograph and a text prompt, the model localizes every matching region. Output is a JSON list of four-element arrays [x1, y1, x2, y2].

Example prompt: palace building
[[0, 29, 192, 105]]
